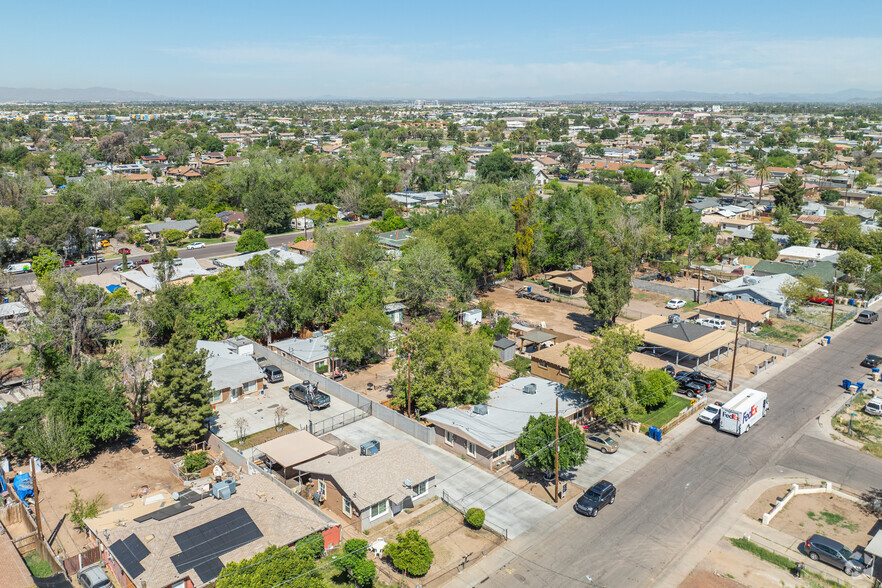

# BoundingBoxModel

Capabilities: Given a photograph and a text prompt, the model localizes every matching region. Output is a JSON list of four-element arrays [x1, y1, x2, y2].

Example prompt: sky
[[4, 0, 882, 100]]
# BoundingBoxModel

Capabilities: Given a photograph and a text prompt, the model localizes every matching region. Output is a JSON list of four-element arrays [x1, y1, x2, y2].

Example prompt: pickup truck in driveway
[[674, 370, 717, 397], [288, 381, 331, 410]]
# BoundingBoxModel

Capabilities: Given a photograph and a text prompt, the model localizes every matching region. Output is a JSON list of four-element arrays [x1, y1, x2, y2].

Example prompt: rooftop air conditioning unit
[[473, 404, 488, 415], [523, 383, 537, 395], [360, 440, 380, 456]]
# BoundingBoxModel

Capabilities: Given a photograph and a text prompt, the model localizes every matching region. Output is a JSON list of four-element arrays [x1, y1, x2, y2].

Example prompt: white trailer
[[3, 263, 31, 274], [719, 388, 768, 436]]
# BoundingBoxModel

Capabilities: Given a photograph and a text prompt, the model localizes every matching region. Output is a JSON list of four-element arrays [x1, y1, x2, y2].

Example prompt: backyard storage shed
[[493, 338, 516, 362]]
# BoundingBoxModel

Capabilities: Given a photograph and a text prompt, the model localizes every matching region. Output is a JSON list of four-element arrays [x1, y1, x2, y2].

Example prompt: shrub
[[68, 488, 105, 530], [465, 507, 485, 529], [333, 539, 376, 587], [384, 529, 434, 577], [316, 364, 329, 374], [182, 450, 208, 473], [294, 531, 325, 560]]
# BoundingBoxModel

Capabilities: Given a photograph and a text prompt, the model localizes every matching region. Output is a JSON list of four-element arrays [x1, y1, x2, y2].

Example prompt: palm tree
[[662, 159, 679, 175], [654, 174, 674, 229], [727, 172, 748, 197], [681, 172, 698, 199], [754, 158, 771, 200]]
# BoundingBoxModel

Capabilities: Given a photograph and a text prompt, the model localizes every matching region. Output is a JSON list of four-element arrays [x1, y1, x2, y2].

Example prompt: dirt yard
[[34, 428, 184, 559], [746, 485, 878, 549], [707, 346, 778, 378], [679, 567, 743, 588], [344, 356, 397, 402], [682, 538, 799, 587], [479, 282, 602, 337]]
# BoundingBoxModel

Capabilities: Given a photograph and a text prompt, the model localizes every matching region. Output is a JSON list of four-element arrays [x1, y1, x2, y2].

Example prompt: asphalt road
[[486, 319, 882, 587], [7, 221, 370, 288]]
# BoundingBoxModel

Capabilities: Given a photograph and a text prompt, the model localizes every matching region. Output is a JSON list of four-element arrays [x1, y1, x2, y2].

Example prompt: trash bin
[[527, 286, 531, 292], [843, 379, 852, 390], [856, 382, 865, 393], [824, 335, 831, 344]]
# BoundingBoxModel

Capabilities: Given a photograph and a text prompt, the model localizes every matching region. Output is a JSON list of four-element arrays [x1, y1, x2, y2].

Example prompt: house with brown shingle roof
[[697, 299, 772, 332], [295, 440, 437, 531], [166, 166, 202, 180], [544, 267, 594, 295]]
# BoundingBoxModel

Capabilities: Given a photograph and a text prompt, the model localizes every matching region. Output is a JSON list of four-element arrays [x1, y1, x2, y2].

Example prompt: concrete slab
[[210, 370, 359, 442], [330, 417, 555, 539], [568, 429, 656, 488]]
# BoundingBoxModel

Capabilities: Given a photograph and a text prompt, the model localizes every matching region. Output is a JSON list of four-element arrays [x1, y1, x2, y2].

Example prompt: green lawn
[[24, 553, 54, 578], [505, 356, 531, 376], [185, 237, 228, 245], [111, 322, 161, 356], [683, 301, 700, 312], [631, 395, 691, 429]]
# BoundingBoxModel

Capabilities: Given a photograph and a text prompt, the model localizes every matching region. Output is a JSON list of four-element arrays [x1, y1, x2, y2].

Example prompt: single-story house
[[696, 299, 773, 332], [386, 191, 445, 209], [295, 440, 437, 531], [493, 337, 516, 362], [121, 258, 211, 293], [423, 376, 590, 470], [87, 475, 340, 588], [215, 210, 247, 226], [270, 333, 334, 372], [776, 246, 840, 264], [544, 267, 594, 296], [290, 240, 316, 257], [253, 430, 335, 488], [376, 229, 412, 250], [752, 260, 841, 284], [165, 166, 202, 180], [0, 301, 29, 327], [383, 302, 405, 325], [710, 274, 794, 316], [530, 337, 667, 386], [630, 315, 736, 367], [143, 219, 200, 239], [197, 340, 266, 404], [518, 330, 557, 353], [719, 218, 760, 232], [213, 248, 309, 270]]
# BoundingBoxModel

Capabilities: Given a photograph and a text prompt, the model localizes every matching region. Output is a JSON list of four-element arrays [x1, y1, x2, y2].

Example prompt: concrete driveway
[[329, 417, 555, 539], [568, 428, 655, 489], [209, 370, 359, 442]]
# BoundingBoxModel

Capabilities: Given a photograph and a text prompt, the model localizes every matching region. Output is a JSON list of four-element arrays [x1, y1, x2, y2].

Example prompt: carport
[[252, 430, 335, 488], [630, 315, 735, 367], [861, 530, 882, 579]]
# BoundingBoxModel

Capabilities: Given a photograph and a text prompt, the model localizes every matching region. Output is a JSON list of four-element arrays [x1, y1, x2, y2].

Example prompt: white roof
[[423, 376, 588, 451], [196, 340, 265, 391], [723, 388, 766, 413], [214, 248, 309, 269], [777, 246, 840, 263], [140, 258, 210, 282], [271, 334, 331, 363], [0, 301, 28, 317], [710, 274, 793, 306]]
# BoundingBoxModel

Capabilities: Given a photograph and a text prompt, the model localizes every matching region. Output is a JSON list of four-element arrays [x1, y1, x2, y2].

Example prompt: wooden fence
[[660, 397, 708, 435]]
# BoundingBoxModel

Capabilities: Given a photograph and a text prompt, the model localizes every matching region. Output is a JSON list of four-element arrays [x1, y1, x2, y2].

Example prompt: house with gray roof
[[213, 248, 309, 269], [142, 219, 200, 237], [710, 274, 794, 315], [269, 332, 334, 372], [295, 440, 437, 531], [197, 340, 265, 404], [423, 376, 590, 470]]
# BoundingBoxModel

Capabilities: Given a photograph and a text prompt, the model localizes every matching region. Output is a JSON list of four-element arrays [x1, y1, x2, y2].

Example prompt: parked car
[[574, 480, 616, 517], [732, 268, 744, 275], [674, 371, 708, 398], [262, 364, 284, 383], [860, 354, 882, 368], [112, 261, 136, 271], [99, 239, 111, 248], [665, 298, 686, 309], [63, 259, 75, 267], [696, 317, 728, 330], [187, 242, 206, 250], [698, 401, 723, 425], [80, 255, 105, 265], [134, 258, 149, 266], [677, 370, 717, 392], [585, 435, 619, 454], [803, 534, 867, 576], [865, 397, 882, 416], [77, 564, 111, 588], [117, 247, 131, 255], [856, 310, 879, 324], [288, 381, 331, 410], [809, 296, 834, 306]]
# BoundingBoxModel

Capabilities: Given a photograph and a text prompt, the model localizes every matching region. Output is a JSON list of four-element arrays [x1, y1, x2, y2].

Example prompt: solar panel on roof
[[133, 502, 194, 523], [109, 538, 146, 579], [170, 508, 262, 580], [123, 534, 150, 561]]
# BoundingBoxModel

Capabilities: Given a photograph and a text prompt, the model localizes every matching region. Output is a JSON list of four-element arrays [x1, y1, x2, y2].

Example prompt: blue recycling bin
[[849, 299, 855, 306], [527, 286, 531, 292], [648, 426, 662, 442], [824, 336, 831, 344], [856, 382, 865, 393], [843, 379, 852, 390], [872, 368, 879, 374]]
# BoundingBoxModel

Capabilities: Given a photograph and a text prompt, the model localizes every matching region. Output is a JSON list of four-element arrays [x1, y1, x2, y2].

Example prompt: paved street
[[8, 221, 371, 288], [477, 319, 882, 587]]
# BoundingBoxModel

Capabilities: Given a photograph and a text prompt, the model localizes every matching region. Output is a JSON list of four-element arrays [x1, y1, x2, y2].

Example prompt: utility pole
[[31, 457, 43, 541], [554, 397, 560, 504], [830, 225, 839, 331], [729, 314, 742, 391]]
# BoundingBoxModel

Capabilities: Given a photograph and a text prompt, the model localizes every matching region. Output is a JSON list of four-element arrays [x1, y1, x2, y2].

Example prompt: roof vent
[[473, 404, 488, 415], [523, 383, 537, 395], [403, 478, 412, 488], [360, 440, 380, 456]]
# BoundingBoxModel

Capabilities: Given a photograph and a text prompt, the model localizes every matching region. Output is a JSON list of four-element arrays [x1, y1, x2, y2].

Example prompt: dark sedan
[[861, 354, 882, 368]]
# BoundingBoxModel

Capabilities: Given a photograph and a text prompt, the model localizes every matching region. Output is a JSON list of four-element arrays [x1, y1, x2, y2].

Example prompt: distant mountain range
[[2, 85, 882, 104], [0, 86, 166, 103]]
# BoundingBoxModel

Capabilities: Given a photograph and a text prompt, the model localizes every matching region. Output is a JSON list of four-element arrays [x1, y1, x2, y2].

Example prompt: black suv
[[804, 534, 867, 576], [262, 364, 284, 383], [288, 381, 331, 410], [861, 354, 882, 368], [574, 480, 616, 517]]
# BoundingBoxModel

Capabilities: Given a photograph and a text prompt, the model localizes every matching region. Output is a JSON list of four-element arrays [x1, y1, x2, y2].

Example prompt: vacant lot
[[35, 428, 184, 559], [479, 282, 601, 336], [746, 485, 877, 550]]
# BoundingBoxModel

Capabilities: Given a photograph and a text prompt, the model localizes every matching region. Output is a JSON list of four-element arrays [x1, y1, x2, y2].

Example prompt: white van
[[697, 317, 728, 330], [865, 397, 882, 416], [720, 388, 768, 436]]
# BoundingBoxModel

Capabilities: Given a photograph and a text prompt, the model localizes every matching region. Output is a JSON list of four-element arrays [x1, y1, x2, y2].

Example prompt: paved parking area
[[567, 427, 656, 489], [330, 417, 555, 539], [209, 371, 359, 442]]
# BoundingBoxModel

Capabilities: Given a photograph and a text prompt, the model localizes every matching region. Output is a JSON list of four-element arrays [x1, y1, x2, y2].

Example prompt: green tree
[[583, 241, 632, 324], [391, 320, 495, 413], [515, 413, 588, 477], [856, 170, 876, 190], [333, 539, 376, 587], [199, 216, 225, 237], [817, 214, 862, 250], [384, 529, 434, 577], [751, 224, 779, 260], [427, 207, 514, 288], [160, 229, 188, 245], [653, 174, 674, 229], [24, 413, 82, 469], [329, 305, 392, 366], [820, 189, 841, 203], [772, 171, 805, 211], [568, 325, 645, 422], [726, 172, 748, 196], [754, 158, 771, 199], [396, 238, 459, 314], [558, 143, 582, 174], [145, 320, 214, 449], [780, 274, 824, 305], [475, 147, 531, 183], [634, 369, 675, 409], [235, 229, 268, 252], [187, 272, 248, 340], [216, 545, 324, 588], [244, 186, 292, 234], [32, 248, 62, 279], [779, 219, 811, 247], [837, 248, 869, 280]]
